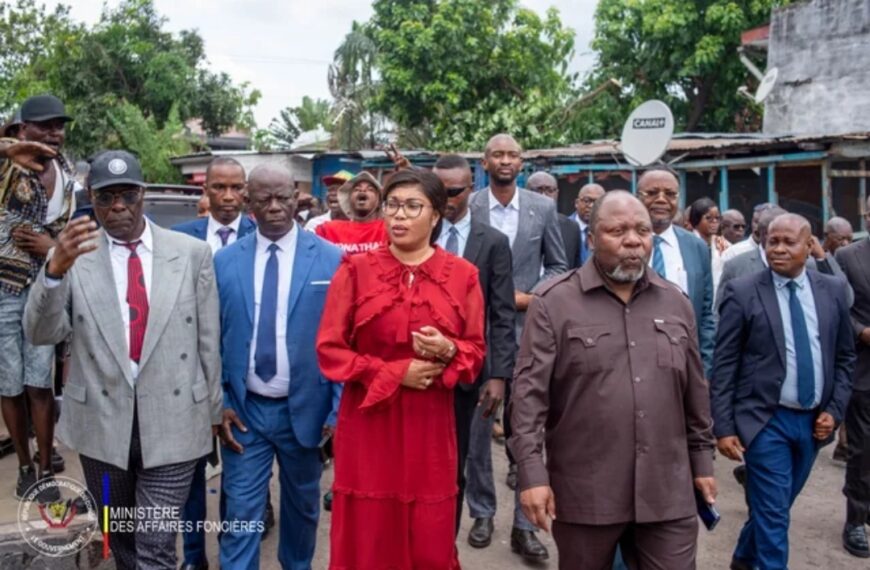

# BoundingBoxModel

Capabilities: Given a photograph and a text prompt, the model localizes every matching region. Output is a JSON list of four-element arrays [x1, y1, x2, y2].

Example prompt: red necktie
[[118, 241, 148, 363]]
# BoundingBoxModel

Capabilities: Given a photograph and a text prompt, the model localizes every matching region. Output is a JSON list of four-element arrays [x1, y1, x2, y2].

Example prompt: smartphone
[[695, 488, 721, 531]]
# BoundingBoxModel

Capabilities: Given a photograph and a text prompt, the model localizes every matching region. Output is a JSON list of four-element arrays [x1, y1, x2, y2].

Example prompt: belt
[[246, 390, 288, 401]]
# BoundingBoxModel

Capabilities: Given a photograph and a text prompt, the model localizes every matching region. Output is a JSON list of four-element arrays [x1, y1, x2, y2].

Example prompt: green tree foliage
[[269, 96, 332, 149], [368, 0, 579, 150], [0, 0, 258, 179], [591, 0, 787, 133]]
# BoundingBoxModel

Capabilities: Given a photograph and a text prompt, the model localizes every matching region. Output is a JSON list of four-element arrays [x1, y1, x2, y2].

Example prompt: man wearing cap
[[315, 171, 387, 254], [305, 170, 352, 232], [24, 150, 222, 570], [172, 156, 258, 570], [0, 94, 78, 501]]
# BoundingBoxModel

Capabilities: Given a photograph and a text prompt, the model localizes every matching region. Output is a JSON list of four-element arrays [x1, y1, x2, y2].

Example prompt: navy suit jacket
[[171, 215, 257, 241], [213, 229, 343, 449], [673, 226, 715, 377], [712, 269, 855, 448]]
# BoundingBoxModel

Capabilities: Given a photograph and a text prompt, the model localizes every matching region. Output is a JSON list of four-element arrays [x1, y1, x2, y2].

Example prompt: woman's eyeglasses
[[383, 200, 432, 219]]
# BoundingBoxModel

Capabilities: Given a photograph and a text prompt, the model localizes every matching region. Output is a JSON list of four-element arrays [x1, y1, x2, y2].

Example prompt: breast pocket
[[567, 325, 614, 373], [654, 321, 689, 370]]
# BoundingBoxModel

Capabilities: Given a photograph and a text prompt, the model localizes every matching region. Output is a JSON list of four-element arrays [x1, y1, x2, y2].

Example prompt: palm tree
[[329, 21, 382, 149]]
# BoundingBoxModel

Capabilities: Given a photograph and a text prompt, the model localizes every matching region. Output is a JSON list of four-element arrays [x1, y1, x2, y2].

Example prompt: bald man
[[511, 191, 715, 568], [571, 183, 606, 266], [720, 210, 747, 244], [713, 214, 855, 569], [527, 172, 580, 269], [823, 217, 854, 256]]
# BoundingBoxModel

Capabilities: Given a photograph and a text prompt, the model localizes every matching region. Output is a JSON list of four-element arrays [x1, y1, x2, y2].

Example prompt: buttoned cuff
[[516, 459, 550, 492], [689, 449, 715, 479]]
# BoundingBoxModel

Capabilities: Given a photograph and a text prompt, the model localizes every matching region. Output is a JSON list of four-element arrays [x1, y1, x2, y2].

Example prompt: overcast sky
[[53, 0, 599, 128]]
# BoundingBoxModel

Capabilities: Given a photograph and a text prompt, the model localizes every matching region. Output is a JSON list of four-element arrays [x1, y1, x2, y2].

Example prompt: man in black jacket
[[527, 171, 581, 269], [433, 154, 516, 542]]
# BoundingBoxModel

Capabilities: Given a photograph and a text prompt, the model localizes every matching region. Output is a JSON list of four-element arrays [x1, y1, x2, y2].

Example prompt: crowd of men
[[1, 93, 869, 570]]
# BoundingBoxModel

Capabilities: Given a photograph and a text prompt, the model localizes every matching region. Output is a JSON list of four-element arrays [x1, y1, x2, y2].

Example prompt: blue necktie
[[579, 226, 589, 265], [216, 227, 233, 247], [787, 280, 816, 408], [255, 243, 279, 381], [445, 226, 459, 255], [652, 235, 666, 278]]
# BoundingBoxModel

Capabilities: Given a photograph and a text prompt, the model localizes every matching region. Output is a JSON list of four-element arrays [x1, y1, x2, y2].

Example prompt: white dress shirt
[[109, 221, 155, 380], [720, 237, 757, 264], [487, 188, 520, 248], [650, 224, 689, 295], [436, 212, 472, 257], [246, 225, 297, 397], [205, 213, 242, 254]]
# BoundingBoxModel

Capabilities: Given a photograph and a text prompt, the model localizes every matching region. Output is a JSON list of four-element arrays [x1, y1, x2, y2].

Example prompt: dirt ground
[[0, 431, 863, 569]]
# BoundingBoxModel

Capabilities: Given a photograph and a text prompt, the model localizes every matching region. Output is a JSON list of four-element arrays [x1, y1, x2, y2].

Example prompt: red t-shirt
[[315, 219, 388, 254]]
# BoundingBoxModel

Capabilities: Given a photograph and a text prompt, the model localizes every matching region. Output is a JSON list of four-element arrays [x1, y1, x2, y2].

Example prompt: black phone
[[695, 488, 721, 531]]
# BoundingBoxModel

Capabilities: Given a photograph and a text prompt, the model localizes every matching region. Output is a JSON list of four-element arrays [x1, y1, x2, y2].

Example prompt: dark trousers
[[735, 407, 818, 569], [504, 378, 515, 465], [552, 516, 698, 570], [454, 385, 478, 534], [845, 389, 870, 525], [79, 413, 197, 570], [181, 456, 208, 565]]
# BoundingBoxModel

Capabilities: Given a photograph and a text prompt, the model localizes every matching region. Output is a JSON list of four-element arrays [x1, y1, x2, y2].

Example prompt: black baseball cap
[[20, 94, 72, 123], [87, 150, 145, 191]]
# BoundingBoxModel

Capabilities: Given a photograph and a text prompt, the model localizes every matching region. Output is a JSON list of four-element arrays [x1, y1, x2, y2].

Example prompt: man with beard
[[468, 134, 567, 562], [305, 170, 352, 232], [315, 171, 387, 254], [432, 154, 515, 540], [510, 191, 717, 568], [0, 95, 78, 501]]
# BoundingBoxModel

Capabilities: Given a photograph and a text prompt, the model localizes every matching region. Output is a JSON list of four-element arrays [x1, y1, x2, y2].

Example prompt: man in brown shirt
[[509, 191, 717, 569]]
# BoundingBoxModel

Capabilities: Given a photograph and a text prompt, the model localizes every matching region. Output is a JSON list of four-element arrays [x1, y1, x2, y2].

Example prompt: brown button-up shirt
[[509, 261, 714, 525]]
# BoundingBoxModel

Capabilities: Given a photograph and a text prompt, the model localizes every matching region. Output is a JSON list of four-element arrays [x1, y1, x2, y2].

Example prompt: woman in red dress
[[317, 169, 485, 569]]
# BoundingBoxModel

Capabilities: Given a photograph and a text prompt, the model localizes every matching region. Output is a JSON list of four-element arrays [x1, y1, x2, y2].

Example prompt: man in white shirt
[[721, 203, 774, 264], [304, 170, 352, 232], [24, 150, 222, 570]]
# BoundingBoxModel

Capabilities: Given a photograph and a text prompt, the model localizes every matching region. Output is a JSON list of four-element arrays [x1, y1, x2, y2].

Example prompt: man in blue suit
[[215, 164, 342, 569], [638, 166, 715, 376], [713, 214, 855, 570], [172, 157, 258, 570]]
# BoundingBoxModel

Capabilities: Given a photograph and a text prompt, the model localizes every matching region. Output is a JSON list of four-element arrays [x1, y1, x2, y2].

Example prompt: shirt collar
[[772, 268, 808, 290], [256, 223, 297, 254], [207, 212, 242, 235], [488, 187, 520, 211], [656, 224, 678, 248], [445, 212, 472, 236], [108, 218, 154, 252]]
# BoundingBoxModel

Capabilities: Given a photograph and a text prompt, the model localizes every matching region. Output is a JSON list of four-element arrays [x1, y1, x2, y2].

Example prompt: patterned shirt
[[0, 138, 76, 294]]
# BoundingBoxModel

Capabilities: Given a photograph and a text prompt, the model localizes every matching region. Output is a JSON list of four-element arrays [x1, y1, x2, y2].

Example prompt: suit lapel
[[673, 228, 696, 298], [288, 231, 316, 318], [138, 227, 185, 369], [239, 217, 256, 238], [194, 218, 207, 240], [470, 189, 490, 226], [77, 235, 133, 384], [756, 271, 787, 371], [236, 235, 257, 325], [808, 272, 832, 373], [464, 223, 484, 265], [513, 189, 532, 256]]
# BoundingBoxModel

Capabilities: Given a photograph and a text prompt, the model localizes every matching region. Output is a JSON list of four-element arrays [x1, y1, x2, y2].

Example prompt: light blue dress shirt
[[436, 212, 472, 257], [771, 269, 824, 408], [487, 188, 520, 248]]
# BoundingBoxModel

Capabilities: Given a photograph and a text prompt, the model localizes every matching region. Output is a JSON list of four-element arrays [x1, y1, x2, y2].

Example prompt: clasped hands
[[401, 326, 455, 391]]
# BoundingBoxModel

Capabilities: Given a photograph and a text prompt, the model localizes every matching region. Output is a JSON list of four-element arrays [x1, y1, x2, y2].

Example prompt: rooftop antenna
[[738, 47, 778, 103], [619, 100, 675, 167]]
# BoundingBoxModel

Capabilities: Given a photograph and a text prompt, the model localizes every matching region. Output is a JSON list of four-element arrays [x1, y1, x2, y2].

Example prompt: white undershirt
[[45, 162, 66, 224]]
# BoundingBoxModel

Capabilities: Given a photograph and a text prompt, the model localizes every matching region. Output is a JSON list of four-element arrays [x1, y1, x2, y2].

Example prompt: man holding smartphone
[[0, 94, 77, 501]]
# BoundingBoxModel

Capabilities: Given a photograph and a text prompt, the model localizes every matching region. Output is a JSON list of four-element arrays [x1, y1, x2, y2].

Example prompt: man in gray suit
[[24, 151, 222, 570], [469, 133, 568, 562]]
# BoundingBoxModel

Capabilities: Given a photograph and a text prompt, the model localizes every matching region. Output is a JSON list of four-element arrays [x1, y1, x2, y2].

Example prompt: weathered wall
[[764, 0, 870, 135]]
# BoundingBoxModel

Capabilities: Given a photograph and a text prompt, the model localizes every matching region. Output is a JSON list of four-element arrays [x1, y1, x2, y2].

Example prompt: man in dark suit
[[527, 171, 580, 269], [713, 214, 855, 569], [570, 183, 606, 267], [433, 154, 516, 543], [835, 206, 870, 558], [171, 157, 259, 570], [638, 166, 715, 376], [172, 157, 257, 249]]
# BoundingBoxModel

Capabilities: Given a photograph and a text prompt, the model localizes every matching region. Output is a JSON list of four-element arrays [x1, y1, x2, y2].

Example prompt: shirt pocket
[[654, 321, 689, 370], [567, 325, 614, 374]]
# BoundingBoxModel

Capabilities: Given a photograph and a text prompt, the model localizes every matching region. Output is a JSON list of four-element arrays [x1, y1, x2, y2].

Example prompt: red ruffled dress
[[316, 246, 485, 570]]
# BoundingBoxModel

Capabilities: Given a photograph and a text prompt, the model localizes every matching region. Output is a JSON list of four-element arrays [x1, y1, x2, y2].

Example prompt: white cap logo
[[107, 158, 128, 175]]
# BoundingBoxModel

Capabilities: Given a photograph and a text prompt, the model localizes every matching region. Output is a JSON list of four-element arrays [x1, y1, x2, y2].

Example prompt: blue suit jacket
[[213, 229, 343, 449], [673, 226, 715, 377], [712, 269, 855, 448], [171, 215, 257, 241]]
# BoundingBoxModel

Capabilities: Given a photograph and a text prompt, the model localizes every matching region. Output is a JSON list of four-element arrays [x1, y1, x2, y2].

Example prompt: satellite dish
[[619, 100, 675, 166], [754, 67, 778, 103]]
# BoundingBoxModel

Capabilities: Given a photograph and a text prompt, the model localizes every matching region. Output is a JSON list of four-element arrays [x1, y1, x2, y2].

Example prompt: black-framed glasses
[[93, 189, 142, 208], [383, 199, 432, 219], [577, 197, 597, 205], [445, 186, 469, 198]]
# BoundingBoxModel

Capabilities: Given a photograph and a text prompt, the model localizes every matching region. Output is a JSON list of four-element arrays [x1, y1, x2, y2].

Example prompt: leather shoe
[[510, 528, 549, 562], [729, 557, 754, 570], [833, 443, 848, 463], [467, 517, 494, 548], [733, 464, 747, 487], [843, 524, 870, 558], [505, 464, 518, 491], [261, 500, 275, 541], [179, 563, 208, 570]]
